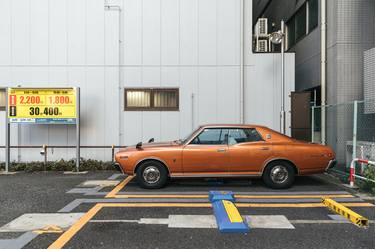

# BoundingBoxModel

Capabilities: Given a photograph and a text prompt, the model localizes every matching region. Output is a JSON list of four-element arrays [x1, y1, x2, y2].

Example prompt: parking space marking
[[105, 176, 134, 198], [48, 202, 375, 249], [48, 204, 103, 249], [112, 194, 354, 199]]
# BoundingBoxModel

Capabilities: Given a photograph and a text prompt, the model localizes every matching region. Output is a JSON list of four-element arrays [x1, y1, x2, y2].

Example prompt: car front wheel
[[262, 161, 295, 189], [136, 160, 168, 189]]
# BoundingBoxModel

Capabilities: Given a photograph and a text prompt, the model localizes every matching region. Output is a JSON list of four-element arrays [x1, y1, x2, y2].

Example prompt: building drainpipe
[[104, 1, 122, 146], [239, 0, 244, 124], [321, 0, 327, 145]]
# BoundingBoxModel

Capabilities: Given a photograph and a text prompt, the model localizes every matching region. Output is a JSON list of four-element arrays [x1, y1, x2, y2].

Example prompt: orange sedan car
[[115, 124, 336, 189]]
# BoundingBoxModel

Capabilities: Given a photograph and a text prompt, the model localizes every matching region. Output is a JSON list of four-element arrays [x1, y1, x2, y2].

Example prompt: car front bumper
[[325, 159, 337, 171]]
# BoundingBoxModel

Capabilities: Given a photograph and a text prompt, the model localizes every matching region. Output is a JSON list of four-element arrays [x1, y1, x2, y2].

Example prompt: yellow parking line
[[236, 202, 374, 208], [113, 194, 354, 199], [105, 175, 134, 198], [48, 204, 103, 249], [48, 202, 374, 249], [235, 194, 354, 199]]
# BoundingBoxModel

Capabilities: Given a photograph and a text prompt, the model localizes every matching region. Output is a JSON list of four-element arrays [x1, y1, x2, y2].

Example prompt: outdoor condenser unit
[[255, 18, 268, 37], [256, 39, 268, 52]]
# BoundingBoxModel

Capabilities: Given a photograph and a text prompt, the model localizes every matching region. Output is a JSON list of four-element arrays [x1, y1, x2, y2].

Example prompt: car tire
[[262, 161, 295, 189], [136, 160, 168, 189]]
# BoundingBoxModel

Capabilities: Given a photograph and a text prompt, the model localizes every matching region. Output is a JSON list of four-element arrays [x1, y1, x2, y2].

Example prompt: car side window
[[190, 128, 229, 145], [228, 128, 263, 145]]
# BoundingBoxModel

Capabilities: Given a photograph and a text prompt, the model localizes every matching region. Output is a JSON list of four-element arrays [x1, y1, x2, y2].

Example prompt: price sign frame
[[4, 87, 81, 173]]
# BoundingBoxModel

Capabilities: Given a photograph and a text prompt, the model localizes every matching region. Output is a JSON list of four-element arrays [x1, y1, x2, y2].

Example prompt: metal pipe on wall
[[104, 0, 123, 146], [321, 0, 327, 144], [281, 20, 286, 134], [239, 0, 245, 124]]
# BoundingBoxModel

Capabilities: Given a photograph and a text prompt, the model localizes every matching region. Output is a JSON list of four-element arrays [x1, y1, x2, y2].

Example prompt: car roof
[[200, 124, 268, 129]]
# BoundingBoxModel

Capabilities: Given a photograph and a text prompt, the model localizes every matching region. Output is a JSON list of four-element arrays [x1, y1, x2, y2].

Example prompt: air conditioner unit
[[256, 39, 268, 52], [255, 18, 268, 37]]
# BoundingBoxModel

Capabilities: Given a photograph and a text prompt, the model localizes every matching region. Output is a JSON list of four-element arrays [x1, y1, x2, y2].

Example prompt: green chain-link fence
[[312, 99, 375, 182]]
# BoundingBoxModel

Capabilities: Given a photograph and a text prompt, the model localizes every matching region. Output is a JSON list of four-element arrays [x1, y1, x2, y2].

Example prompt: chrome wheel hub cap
[[142, 166, 160, 184], [270, 166, 288, 184]]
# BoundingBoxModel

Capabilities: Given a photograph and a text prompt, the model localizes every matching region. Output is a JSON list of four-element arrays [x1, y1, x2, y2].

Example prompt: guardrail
[[0, 145, 128, 164], [349, 158, 375, 187]]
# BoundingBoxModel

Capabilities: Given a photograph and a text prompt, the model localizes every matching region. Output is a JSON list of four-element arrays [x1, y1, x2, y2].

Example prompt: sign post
[[75, 87, 80, 172], [5, 88, 10, 173], [5, 87, 80, 172]]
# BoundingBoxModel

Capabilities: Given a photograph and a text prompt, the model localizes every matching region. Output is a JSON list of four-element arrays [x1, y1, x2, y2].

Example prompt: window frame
[[188, 127, 264, 146], [286, 0, 318, 51], [124, 88, 179, 111]]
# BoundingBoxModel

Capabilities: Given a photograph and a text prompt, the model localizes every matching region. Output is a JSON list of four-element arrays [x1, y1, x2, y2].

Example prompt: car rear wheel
[[262, 161, 295, 189], [136, 160, 168, 189]]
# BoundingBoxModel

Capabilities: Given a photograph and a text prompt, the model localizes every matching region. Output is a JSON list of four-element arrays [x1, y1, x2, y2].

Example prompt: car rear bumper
[[325, 159, 337, 171]]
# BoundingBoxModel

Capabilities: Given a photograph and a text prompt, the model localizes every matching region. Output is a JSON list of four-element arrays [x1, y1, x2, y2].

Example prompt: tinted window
[[190, 129, 229, 145], [228, 128, 263, 145], [308, 0, 318, 31]]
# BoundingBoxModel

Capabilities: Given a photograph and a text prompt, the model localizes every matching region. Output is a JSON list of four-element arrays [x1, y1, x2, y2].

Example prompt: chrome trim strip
[[171, 173, 262, 178]]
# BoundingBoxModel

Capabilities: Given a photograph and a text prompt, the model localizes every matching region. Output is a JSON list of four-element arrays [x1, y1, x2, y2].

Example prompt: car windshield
[[177, 127, 202, 144]]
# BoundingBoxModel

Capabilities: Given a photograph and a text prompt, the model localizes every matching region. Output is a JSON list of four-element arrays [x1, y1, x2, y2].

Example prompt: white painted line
[[245, 215, 295, 229], [168, 215, 217, 228], [80, 180, 120, 187], [0, 213, 85, 232], [91, 215, 296, 229]]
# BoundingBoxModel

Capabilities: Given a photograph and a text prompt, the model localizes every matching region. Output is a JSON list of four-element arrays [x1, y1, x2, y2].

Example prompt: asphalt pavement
[[0, 171, 374, 249]]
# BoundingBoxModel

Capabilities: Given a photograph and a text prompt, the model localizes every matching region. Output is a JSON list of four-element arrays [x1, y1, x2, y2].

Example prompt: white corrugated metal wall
[[0, 0, 294, 162]]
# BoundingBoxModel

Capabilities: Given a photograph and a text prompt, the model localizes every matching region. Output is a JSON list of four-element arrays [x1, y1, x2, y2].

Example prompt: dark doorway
[[291, 91, 311, 141]]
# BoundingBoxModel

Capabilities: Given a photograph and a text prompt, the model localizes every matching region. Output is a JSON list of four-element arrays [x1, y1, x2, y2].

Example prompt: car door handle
[[259, 147, 270, 151], [217, 148, 227, 152]]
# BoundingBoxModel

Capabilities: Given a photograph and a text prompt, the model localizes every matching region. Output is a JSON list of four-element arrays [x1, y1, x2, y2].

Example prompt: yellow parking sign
[[8, 88, 77, 124]]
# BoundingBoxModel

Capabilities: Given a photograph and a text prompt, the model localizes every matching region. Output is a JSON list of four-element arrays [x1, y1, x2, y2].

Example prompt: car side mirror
[[148, 138, 154, 143]]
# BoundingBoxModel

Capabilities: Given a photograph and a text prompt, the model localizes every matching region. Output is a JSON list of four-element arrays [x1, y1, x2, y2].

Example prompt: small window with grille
[[124, 88, 179, 111]]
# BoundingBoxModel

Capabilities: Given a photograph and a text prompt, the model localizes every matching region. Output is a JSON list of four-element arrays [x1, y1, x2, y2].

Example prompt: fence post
[[352, 101, 358, 163], [311, 106, 315, 143], [111, 145, 115, 164]]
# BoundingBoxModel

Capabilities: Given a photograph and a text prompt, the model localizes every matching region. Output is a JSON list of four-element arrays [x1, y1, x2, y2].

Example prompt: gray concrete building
[[253, 0, 375, 166], [254, 0, 375, 104]]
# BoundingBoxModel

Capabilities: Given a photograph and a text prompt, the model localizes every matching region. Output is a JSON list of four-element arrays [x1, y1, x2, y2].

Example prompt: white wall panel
[[142, 0, 161, 65], [198, 0, 217, 65], [49, 0, 67, 65], [161, 0, 179, 65], [179, 0, 198, 65], [198, 67, 217, 124], [217, 0, 240, 65], [124, 0, 142, 65], [0, 0, 12, 65], [29, 0, 49, 65], [12, 0, 30, 65], [217, 66, 240, 123], [179, 67, 198, 137], [104, 8, 119, 65], [67, 0, 85, 65], [86, 0, 105, 65]]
